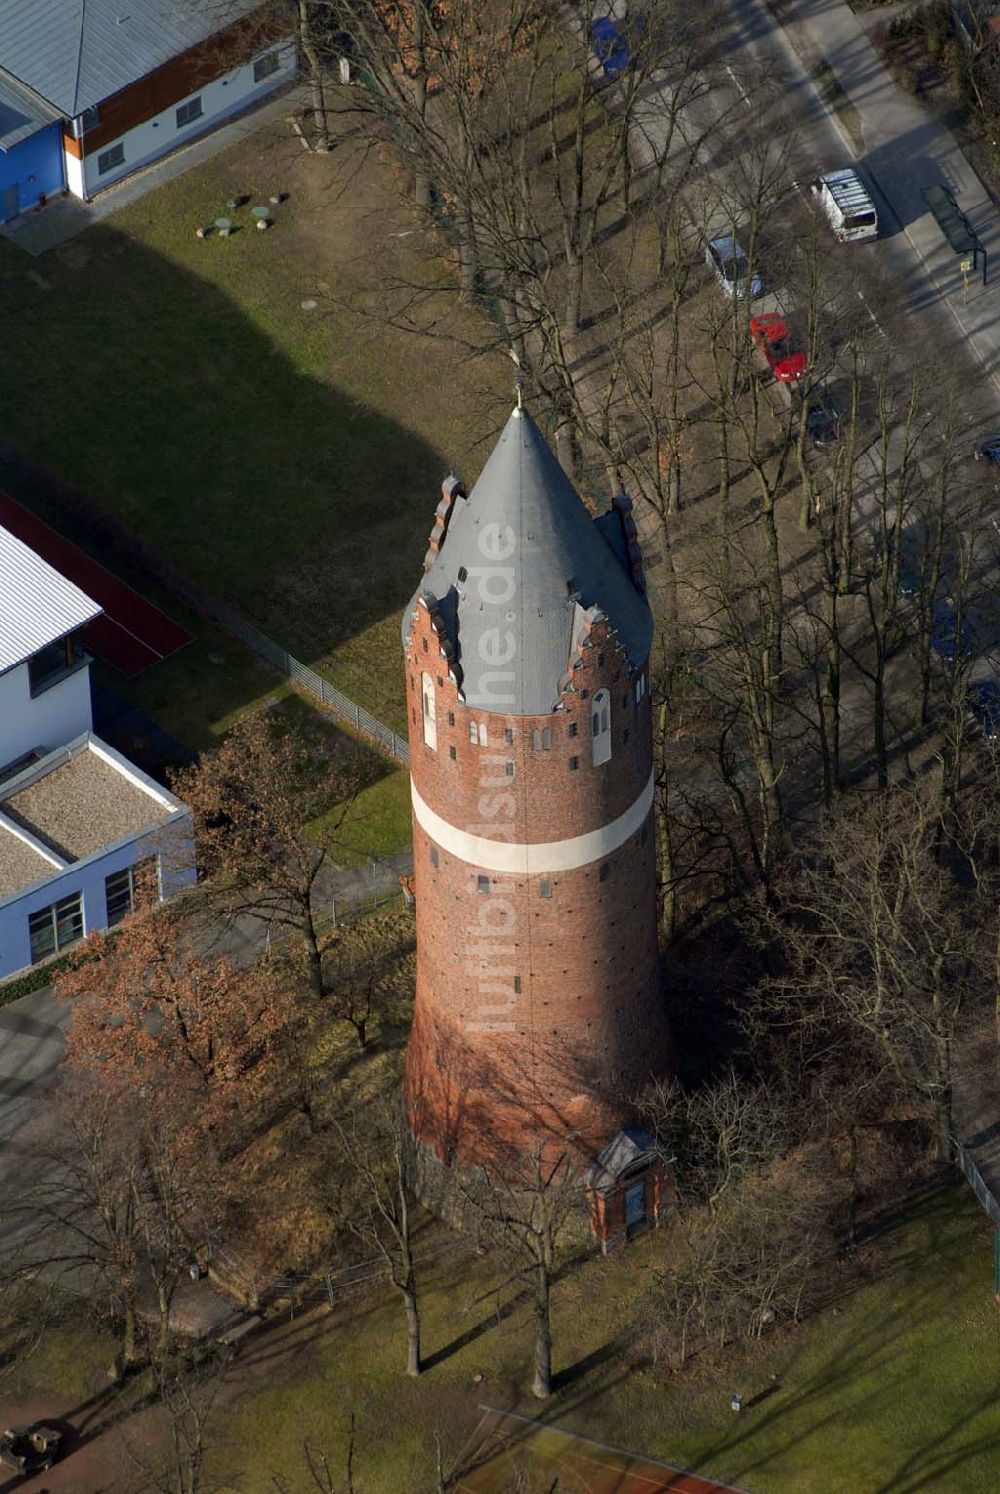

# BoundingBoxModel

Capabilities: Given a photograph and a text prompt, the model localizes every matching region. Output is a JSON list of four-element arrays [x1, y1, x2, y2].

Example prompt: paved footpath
[[759, 0, 1000, 395]]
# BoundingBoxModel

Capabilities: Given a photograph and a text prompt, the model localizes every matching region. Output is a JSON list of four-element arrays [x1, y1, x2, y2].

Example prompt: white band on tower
[[411, 771, 654, 874]]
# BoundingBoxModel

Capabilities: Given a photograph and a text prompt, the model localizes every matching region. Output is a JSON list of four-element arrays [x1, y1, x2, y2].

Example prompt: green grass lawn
[[0, 125, 507, 737], [275, 692, 412, 865], [199, 1181, 999, 1492], [10, 1186, 998, 1490]]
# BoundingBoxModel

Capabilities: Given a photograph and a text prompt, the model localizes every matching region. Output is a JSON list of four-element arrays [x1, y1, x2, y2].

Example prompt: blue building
[[0, 70, 64, 222]]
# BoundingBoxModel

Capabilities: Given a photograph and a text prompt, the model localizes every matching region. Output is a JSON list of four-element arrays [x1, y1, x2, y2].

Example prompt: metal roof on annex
[[0, 0, 262, 118], [0, 524, 101, 674], [0, 68, 61, 152], [405, 407, 653, 716]]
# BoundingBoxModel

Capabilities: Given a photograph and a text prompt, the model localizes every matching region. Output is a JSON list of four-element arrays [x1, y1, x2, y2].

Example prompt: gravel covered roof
[[0, 825, 57, 900], [2, 747, 169, 863], [404, 407, 653, 715]]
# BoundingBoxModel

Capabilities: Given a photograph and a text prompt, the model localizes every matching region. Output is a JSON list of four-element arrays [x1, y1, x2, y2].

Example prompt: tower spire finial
[[515, 376, 524, 414]]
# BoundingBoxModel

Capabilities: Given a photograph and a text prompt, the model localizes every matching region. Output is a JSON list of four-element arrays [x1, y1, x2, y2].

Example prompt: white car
[[704, 234, 762, 299]]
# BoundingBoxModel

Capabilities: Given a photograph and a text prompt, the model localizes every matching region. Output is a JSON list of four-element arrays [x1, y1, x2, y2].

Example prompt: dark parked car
[[0, 1425, 62, 1475], [973, 433, 1000, 465], [895, 523, 931, 599], [805, 390, 842, 446], [967, 680, 1000, 739], [931, 597, 983, 666], [590, 17, 631, 79]]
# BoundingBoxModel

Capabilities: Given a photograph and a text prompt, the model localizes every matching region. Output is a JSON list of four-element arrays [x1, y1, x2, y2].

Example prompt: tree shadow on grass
[[0, 215, 453, 710]]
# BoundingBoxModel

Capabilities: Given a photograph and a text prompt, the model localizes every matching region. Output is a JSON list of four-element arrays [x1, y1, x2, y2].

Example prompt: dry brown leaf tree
[[172, 711, 375, 1011]]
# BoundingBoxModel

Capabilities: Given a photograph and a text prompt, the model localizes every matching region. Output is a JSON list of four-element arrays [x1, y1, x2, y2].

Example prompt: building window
[[253, 50, 282, 83], [105, 857, 158, 927], [540, 880, 552, 899], [542, 728, 551, 750], [635, 674, 647, 703], [449, 745, 457, 760], [505, 762, 514, 777], [421, 672, 437, 749], [532, 730, 540, 751], [569, 755, 579, 770], [599, 863, 610, 882], [591, 688, 611, 766], [477, 875, 490, 894], [568, 722, 578, 738], [479, 723, 488, 747], [429, 845, 439, 867], [176, 96, 204, 129], [505, 728, 514, 744], [28, 632, 86, 696], [71, 105, 100, 138], [513, 975, 522, 994], [470, 722, 479, 745], [457, 565, 468, 583], [97, 142, 125, 175], [29, 891, 83, 964], [448, 711, 455, 726]]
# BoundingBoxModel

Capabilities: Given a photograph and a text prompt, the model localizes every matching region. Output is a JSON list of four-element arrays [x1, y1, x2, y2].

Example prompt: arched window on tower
[[421, 672, 437, 750], [591, 688, 611, 765]]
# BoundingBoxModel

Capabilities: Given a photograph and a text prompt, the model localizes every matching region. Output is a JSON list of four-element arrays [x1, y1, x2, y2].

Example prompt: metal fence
[[331, 857, 413, 926], [953, 1136, 1000, 1229], [203, 596, 409, 766]]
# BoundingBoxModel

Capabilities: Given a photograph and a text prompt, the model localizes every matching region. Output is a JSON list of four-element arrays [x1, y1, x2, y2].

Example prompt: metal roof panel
[[0, 524, 102, 673], [403, 408, 653, 716], [0, 0, 262, 116], [0, 67, 62, 150]]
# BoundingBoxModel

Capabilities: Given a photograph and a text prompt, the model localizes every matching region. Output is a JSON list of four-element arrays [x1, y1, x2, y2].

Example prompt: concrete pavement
[[763, 0, 1000, 396], [738, 0, 1000, 1202]]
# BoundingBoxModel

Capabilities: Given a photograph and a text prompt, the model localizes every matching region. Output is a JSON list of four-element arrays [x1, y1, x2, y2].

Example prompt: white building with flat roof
[[0, 524, 196, 979]]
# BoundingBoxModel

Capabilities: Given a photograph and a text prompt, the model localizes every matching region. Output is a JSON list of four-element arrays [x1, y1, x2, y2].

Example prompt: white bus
[[811, 168, 878, 243]]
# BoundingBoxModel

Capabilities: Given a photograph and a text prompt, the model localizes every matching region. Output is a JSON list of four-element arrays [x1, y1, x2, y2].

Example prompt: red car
[[749, 311, 807, 383]]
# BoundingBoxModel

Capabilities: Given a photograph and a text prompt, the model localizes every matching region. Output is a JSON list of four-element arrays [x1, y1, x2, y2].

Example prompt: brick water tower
[[401, 403, 672, 1190]]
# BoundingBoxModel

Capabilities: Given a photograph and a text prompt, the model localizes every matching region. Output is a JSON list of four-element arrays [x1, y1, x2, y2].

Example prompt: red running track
[[457, 1409, 750, 1494], [0, 491, 192, 677]]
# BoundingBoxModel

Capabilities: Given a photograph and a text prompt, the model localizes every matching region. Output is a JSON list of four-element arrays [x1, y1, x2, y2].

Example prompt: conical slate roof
[[405, 407, 653, 715]]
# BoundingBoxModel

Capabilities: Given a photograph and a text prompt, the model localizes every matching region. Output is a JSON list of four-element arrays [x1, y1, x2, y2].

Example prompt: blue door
[[625, 1181, 647, 1238]]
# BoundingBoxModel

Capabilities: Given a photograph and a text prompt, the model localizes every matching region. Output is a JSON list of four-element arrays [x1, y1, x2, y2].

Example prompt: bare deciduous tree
[[464, 1144, 581, 1398], [330, 1098, 423, 1377]]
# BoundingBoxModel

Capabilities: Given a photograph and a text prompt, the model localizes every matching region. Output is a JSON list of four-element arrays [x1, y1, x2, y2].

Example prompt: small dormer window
[[71, 106, 100, 139], [28, 632, 86, 698], [591, 688, 611, 766], [421, 672, 437, 750]]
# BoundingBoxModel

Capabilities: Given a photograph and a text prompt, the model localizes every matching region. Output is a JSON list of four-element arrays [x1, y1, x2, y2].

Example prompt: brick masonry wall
[[402, 597, 672, 1169], [404, 600, 653, 843]]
